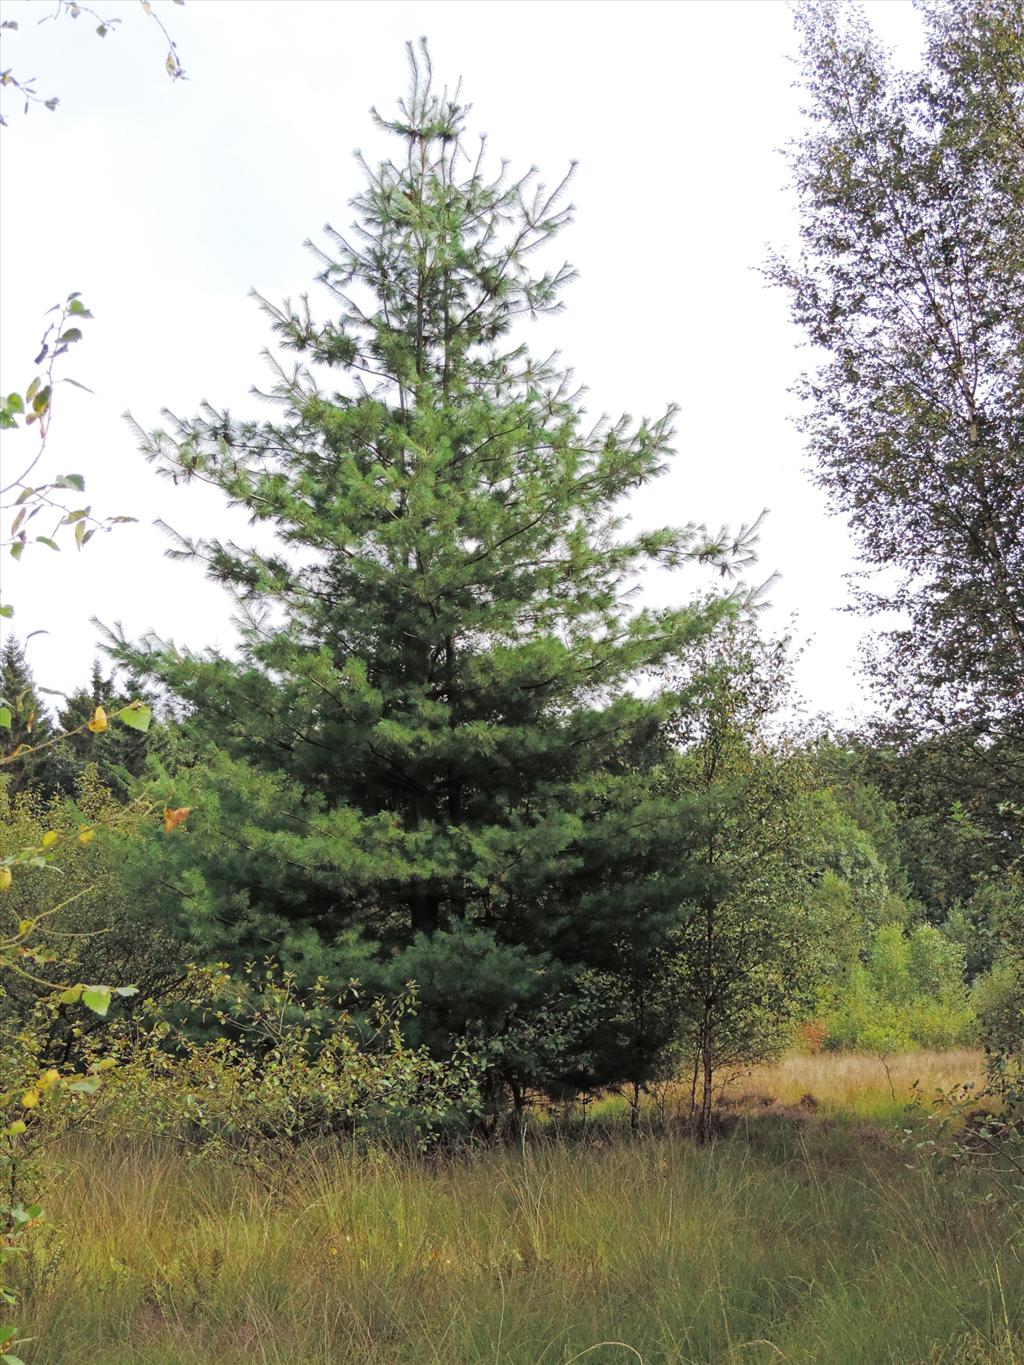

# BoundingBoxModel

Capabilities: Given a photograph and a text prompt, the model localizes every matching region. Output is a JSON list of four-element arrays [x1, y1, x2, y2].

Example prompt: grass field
[[13, 1050, 1022, 1365]]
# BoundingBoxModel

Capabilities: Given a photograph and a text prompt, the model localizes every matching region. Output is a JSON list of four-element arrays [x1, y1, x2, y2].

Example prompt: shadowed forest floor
[[14, 1050, 1022, 1365]]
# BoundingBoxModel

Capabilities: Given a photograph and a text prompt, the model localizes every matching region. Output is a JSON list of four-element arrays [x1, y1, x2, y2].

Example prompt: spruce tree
[[51, 661, 157, 800], [0, 636, 57, 797], [114, 46, 754, 1091]]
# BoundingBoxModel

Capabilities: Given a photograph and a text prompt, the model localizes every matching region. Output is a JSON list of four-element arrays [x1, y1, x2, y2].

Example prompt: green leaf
[[75, 520, 86, 548], [114, 985, 140, 997], [58, 986, 83, 1005], [67, 1077, 100, 1093], [59, 328, 83, 344], [115, 704, 152, 733], [0, 1328, 17, 1349], [0, 708, 11, 730], [56, 474, 86, 491], [5, 393, 24, 414], [81, 987, 111, 1017], [10, 542, 24, 562], [0, 606, 12, 620], [26, 377, 40, 403], [35, 537, 60, 552], [67, 300, 93, 318], [0, 412, 16, 430]]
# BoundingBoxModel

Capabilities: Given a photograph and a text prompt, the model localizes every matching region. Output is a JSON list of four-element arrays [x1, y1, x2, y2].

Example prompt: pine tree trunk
[[409, 789, 440, 934], [410, 884, 439, 935]]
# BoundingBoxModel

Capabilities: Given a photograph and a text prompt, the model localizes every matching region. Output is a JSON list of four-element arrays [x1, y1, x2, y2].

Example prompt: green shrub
[[91, 964, 486, 1163], [824, 923, 976, 1051]]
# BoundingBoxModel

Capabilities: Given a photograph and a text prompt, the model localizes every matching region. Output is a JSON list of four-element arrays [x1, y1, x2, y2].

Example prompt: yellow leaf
[[40, 1069, 61, 1089], [79, 827, 95, 845], [18, 918, 33, 937], [21, 1089, 40, 1109], [87, 706, 108, 733], [163, 806, 192, 833], [41, 830, 59, 848], [0, 867, 11, 893]]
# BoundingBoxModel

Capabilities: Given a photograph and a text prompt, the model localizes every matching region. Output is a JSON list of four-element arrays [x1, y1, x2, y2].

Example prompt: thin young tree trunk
[[699, 1001, 714, 1144], [698, 887, 716, 1143], [689, 1046, 700, 1118]]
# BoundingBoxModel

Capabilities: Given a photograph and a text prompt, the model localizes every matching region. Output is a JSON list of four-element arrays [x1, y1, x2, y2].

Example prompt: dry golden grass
[[621, 1049, 987, 1126], [723, 1047, 985, 1112]]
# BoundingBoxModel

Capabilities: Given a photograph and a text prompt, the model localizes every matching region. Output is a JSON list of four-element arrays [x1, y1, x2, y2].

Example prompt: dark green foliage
[[973, 872, 1024, 1074], [49, 661, 159, 799], [0, 642, 162, 801], [0, 636, 57, 797], [808, 739, 915, 903], [109, 46, 755, 1098], [857, 724, 1024, 914]]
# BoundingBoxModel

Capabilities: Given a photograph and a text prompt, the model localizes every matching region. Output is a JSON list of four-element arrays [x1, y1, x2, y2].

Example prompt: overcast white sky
[[0, 0, 925, 721]]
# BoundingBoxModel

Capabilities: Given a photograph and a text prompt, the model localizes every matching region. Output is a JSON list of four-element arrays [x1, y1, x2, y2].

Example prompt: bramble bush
[[77, 964, 486, 1164], [4, 954, 486, 1221]]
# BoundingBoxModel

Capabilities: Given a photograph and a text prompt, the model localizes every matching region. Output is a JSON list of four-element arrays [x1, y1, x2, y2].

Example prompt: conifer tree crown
[[111, 46, 761, 1093]]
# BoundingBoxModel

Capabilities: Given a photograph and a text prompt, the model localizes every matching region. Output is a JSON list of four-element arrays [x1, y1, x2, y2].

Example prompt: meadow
[[15, 1050, 1022, 1365]]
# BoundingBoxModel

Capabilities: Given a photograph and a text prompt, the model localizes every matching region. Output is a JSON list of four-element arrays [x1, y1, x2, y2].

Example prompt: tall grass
[[14, 1053, 1021, 1365], [722, 1047, 985, 1119]]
